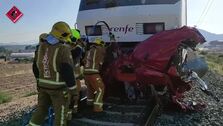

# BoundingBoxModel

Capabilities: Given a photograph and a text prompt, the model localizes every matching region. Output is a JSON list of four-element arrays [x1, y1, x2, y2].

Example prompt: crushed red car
[[103, 26, 218, 111]]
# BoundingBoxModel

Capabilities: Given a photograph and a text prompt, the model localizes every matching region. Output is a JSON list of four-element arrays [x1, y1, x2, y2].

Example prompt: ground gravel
[[155, 71, 223, 126], [0, 95, 37, 122]]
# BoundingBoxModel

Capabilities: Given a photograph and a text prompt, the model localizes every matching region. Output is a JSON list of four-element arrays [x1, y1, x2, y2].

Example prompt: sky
[[0, 0, 222, 44]]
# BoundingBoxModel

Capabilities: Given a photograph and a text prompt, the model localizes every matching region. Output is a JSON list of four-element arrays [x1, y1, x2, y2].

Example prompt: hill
[[198, 29, 223, 42], [0, 45, 27, 52]]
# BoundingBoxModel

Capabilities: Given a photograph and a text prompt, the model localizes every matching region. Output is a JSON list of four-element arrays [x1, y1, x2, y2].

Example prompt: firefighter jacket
[[33, 35, 76, 89], [84, 44, 106, 74], [71, 43, 84, 78]]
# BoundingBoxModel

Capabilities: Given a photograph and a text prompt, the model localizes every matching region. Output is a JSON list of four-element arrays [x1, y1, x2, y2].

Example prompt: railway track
[[70, 95, 161, 126]]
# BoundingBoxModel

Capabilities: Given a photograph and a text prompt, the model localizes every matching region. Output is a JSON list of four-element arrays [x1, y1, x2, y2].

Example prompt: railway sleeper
[[71, 95, 161, 126]]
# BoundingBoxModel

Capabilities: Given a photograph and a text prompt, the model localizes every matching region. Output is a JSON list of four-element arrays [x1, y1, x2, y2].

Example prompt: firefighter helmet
[[72, 29, 81, 39], [94, 38, 105, 46], [50, 21, 72, 43], [71, 29, 81, 43]]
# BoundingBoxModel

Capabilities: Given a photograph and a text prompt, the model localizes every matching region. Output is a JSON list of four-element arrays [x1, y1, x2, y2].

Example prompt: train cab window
[[141, 0, 146, 4], [86, 0, 99, 5], [143, 23, 165, 34], [85, 25, 102, 36], [79, 0, 180, 10], [105, 0, 117, 8]]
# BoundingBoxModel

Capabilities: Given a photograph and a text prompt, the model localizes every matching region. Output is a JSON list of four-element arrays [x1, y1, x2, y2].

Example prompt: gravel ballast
[[155, 71, 223, 126]]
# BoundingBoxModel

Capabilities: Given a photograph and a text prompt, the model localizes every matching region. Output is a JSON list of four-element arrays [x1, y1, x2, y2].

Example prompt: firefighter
[[84, 38, 106, 113], [68, 29, 87, 116], [29, 21, 77, 126]]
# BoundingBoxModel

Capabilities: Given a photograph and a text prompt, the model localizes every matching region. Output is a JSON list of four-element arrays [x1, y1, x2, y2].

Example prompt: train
[[76, 0, 187, 43]]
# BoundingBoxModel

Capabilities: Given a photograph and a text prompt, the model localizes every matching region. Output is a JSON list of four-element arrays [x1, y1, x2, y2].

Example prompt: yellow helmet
[[94, 38, 105, 46], [50, 21, 72, 43]]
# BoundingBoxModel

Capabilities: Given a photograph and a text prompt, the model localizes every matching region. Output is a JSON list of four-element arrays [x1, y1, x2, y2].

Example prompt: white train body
[[76, 0, 187, 43]]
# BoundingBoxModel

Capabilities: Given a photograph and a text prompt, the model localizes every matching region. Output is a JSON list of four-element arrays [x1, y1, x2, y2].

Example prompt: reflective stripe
[[81, 96, 87, 101], [69, 54, 72, 59], [53, 48, 59, 71], [92, 49, 97, 69], [75, 74, 80, 78], [75, 63, 80, 67], [29, 121, 41, 126], [63, 91, 67, 95], [56, 72, 59, 82], [93, 102, 103, 107], [68, 85, 77, 90], [96, 88, 102, 103], [84, 69, 99, 73], [76, 45, 82, 49], [53, 48, 59, 82], [38, 78, 65, 85], [36, 45, 42, 69], [67, 111, 72, 114], [87, 99, 94, 102], [60, 105, 65, 126]]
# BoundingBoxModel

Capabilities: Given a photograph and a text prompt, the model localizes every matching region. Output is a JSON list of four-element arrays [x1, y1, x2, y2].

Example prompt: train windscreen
[[79, 0, 180, 11]]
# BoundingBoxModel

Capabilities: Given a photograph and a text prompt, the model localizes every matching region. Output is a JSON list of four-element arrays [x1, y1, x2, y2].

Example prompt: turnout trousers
[[28, 87, 70, 126], [85, 74, 104, 112], [71, 79, 81, 114], [70, 79, 88, 114]]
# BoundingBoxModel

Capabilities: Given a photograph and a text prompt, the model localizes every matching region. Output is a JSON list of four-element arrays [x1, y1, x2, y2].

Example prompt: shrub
[[23, 92, 37, 97], [205, 53, 223, 75], [200, 51, 208, 55], [0, 91, 12, 104]]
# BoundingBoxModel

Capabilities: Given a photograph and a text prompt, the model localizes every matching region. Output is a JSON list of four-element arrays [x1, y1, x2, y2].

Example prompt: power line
[[196, 0, 211, 25], [200, 0, 214, 25], [196, 0, 214, 26]]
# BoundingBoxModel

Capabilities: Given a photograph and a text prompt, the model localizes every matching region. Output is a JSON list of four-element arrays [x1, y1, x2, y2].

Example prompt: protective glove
[[68, 87, 78, 105], [68, 87, 78, 96], [76, 74, 84, 80]]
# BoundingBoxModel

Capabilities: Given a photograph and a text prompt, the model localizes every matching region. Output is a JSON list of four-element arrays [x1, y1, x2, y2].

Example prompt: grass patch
[[201, 53, 223, 75], [23, 91, 37, 97], [0, 91, 12, 104]]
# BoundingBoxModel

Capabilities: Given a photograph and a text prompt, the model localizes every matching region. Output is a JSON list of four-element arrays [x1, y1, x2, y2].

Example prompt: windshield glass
[[79, 0, 180, 11]]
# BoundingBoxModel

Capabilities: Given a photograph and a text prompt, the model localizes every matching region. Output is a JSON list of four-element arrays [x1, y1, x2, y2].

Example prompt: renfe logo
[[110, 25, 134, 34]]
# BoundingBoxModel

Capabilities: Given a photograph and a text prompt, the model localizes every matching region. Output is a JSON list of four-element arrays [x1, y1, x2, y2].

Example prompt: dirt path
[[0, 63, 37, 122], [0, 63, 36, 100]]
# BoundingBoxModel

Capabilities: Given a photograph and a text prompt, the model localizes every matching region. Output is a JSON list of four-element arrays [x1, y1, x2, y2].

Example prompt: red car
[[103, 26, 215, 111]]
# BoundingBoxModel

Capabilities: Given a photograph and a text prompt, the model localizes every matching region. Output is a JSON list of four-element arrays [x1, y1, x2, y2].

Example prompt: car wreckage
[[102, 26, 219, 111]]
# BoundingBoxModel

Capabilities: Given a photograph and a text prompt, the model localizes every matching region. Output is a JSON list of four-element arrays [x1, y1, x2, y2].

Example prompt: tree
[[0, 47, 7, 53], [25, 45, 36, 50]]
